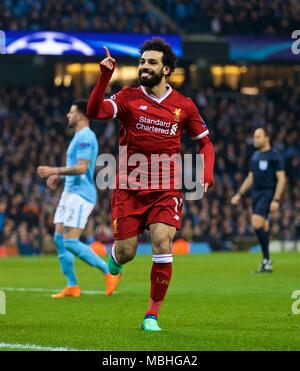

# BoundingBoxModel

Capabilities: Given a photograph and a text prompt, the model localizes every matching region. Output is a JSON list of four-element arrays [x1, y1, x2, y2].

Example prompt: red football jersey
[[104, 84, 209, 191]]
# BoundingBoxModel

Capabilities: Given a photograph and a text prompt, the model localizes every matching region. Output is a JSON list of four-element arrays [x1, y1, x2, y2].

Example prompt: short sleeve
[[184, 98, 209, 141], [105, 86, 131, 120], [76, 132, 93, 161], [249, 154, 255, 172], [275, 153, 285, 171]]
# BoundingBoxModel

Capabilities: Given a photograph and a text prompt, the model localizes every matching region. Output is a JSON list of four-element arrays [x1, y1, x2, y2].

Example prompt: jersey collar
[[140, 84, 172, 104]]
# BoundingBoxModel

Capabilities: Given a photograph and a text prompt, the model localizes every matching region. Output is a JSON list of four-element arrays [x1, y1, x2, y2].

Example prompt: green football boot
[[141, 315, 162, 332]]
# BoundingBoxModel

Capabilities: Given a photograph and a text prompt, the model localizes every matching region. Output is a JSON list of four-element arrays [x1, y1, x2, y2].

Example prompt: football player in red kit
[[87, 38, 215, 331]]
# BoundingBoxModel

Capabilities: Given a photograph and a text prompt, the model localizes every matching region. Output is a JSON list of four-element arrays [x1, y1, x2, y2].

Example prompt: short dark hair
[[73, 99, 88, 117], [255, 126, 271, 138], [139, 38, 177, 77]]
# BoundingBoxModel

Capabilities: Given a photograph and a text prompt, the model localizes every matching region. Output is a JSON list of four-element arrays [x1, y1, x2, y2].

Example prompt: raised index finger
[[103, 46, 111, 58]]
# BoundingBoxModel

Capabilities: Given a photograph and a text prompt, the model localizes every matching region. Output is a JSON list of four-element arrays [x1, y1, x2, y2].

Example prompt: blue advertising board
[[2, 31, 182, 57], [229, 35, 300, 61]]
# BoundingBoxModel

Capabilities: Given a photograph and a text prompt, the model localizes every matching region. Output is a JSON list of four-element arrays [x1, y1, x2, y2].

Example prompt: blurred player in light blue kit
[[37, 99, 120, 297]]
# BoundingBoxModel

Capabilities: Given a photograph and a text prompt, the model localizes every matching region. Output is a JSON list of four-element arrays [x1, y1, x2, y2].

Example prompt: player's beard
[[138, 68, 164, 87]]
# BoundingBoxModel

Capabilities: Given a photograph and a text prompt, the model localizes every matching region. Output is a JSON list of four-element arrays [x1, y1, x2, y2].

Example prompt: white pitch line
[[0, 287, 110, 295], [0, 342, 99, 351]]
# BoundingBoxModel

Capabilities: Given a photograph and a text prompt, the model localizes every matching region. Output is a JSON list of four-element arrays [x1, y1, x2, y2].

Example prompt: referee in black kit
[[231, 127, 286, 272]]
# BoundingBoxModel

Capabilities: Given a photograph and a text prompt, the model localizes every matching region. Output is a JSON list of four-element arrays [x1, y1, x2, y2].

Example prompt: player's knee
[[117, 248, 136, 264], [152, 236, 172, 255], [118, 249, 135, 264], [150, 224, 176, 254], [251, 216, 264, 230], [115, 240, 137, 264]]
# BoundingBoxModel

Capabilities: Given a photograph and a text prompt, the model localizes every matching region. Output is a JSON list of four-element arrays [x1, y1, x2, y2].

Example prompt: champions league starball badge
[[6, 31, 95, 55]]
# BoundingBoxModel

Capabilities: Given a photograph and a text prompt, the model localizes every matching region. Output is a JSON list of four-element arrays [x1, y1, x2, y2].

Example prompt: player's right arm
[[231, 171, 254, 205], [87, 46, 117, 120], [37, 160, 89, 179]]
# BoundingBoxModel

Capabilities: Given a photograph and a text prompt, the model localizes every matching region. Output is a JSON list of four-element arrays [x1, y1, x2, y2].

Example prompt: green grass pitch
[[0, 252, 299, 351]]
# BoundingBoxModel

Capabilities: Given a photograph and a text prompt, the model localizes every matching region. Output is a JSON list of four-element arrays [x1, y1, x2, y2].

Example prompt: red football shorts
[[111, 189, 183, 240]]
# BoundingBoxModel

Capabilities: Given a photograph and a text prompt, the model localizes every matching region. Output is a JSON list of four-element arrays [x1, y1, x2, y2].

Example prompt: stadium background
[[0, 0, 300, 258]]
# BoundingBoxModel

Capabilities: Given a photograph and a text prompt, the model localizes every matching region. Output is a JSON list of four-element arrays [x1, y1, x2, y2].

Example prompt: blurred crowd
[[0, 0, 177, 34], [154, 0, 300, 35], [1, 0, 299, 36], [0, 82, 299, 255]]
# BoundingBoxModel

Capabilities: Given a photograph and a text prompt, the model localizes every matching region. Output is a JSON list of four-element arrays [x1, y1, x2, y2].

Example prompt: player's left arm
[[184, 99, 215, 193], [270, 170, 286, 212], [37, 159, 89, 178]]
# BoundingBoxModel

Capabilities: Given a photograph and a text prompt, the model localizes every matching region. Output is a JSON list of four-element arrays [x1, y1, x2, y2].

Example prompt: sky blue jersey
[[64, 127, 98, 204]]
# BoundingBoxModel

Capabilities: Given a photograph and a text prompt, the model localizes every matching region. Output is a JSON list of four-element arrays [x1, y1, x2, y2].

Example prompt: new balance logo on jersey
[[138, 105, 148, 110]]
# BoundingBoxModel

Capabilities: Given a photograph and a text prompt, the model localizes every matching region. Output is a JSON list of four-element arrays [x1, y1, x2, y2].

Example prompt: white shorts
[[54, 191, 95, 229]]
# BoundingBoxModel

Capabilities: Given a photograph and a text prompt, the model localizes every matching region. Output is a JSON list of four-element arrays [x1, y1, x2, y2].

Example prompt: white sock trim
[[152, 254, 173, 263], [111, 243, 119, 264]]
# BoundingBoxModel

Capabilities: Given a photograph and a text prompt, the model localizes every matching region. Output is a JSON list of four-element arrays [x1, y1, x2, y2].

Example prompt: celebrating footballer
[[87, 38, 215, 331]]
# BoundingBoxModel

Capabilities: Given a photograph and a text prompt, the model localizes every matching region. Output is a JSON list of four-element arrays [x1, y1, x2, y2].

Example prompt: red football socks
[[146, 262, 172, 318]]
